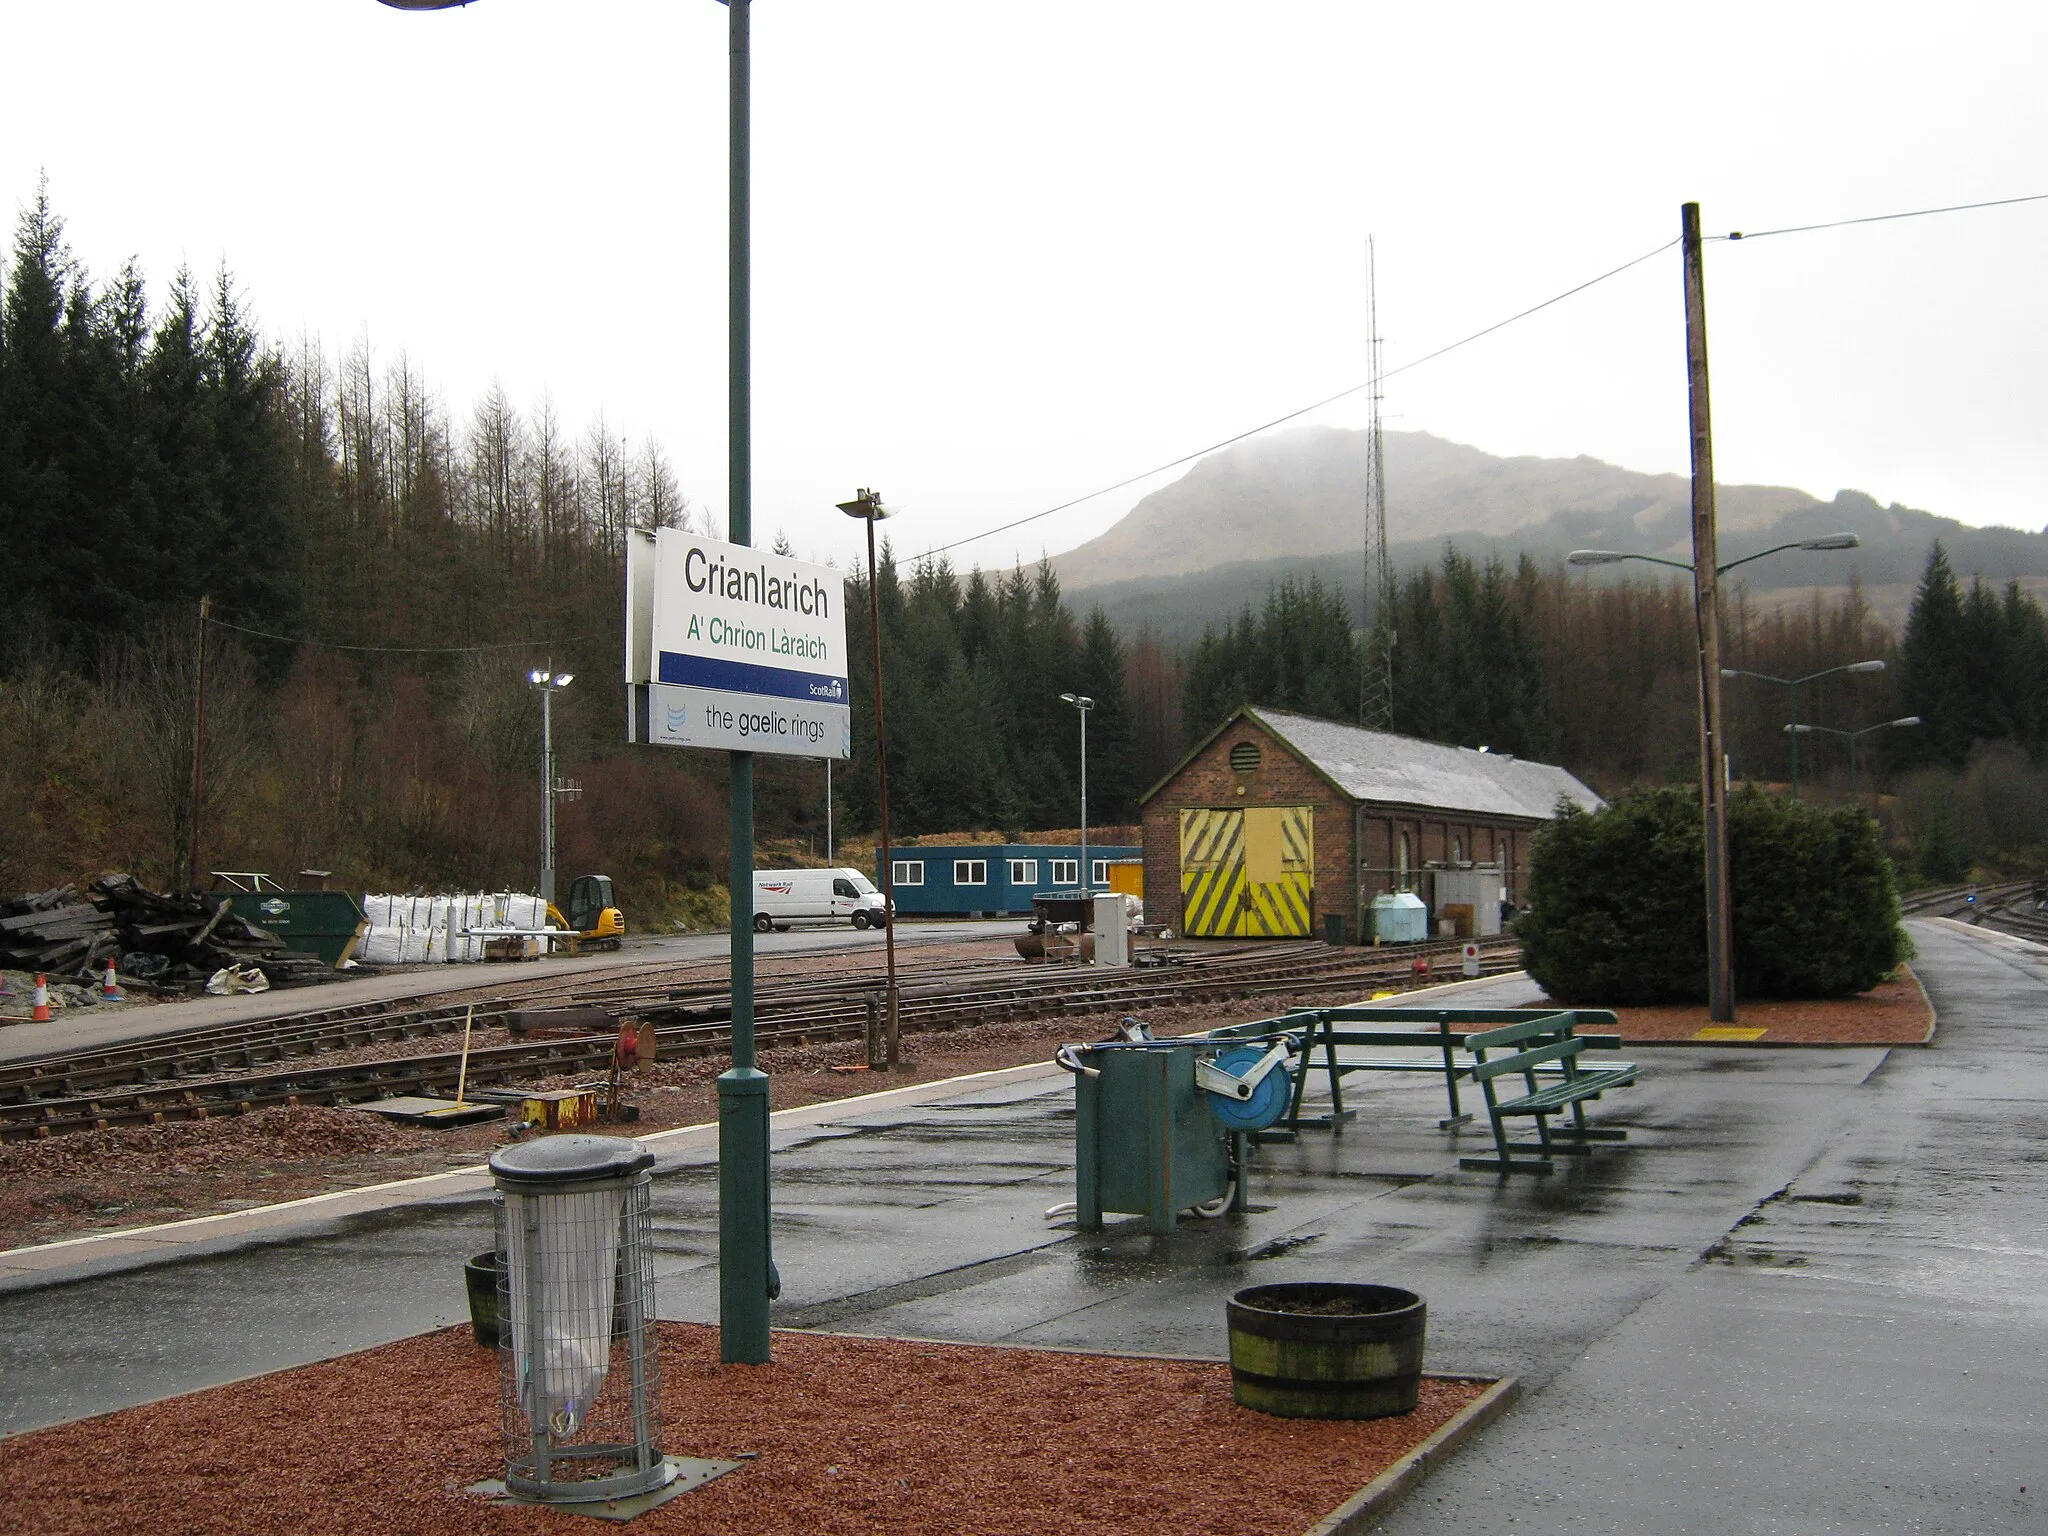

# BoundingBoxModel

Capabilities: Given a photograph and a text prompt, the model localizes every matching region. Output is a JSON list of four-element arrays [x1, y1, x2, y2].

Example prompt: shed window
[[1229, 741, 1262, 774], [892, 860, 924, 886], [954, 859, 988, 886], [1008, 858, 1038, 885], [1397, 832, 1411, 888], [1050, 858, 1079, 886]]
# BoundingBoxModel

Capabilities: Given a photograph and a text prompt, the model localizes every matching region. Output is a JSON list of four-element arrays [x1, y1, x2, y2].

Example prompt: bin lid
[[1370, 891, 1427, 911], [489, 1134, 654, 1187]]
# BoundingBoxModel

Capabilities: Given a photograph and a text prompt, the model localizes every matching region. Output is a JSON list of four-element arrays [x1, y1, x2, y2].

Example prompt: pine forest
[[4, 191, 2045, 922]]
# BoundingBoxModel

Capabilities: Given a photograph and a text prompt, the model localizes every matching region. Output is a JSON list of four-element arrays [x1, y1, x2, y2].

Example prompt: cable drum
[[1203, 1045, 1293, 1133]]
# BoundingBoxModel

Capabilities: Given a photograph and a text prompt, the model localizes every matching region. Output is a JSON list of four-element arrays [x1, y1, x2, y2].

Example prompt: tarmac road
[[0, 918, 2042, 1532], [0, 919, 1024, 1065]]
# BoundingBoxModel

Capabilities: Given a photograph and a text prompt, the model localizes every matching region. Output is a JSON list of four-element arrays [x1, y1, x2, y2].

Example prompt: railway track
[[1900, 879, 2048, 943], [0, 936, 1521, 1141]]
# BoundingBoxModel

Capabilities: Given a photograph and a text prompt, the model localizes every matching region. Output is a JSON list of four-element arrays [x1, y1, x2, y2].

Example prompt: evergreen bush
[[1517, 786, 1908, 1004]]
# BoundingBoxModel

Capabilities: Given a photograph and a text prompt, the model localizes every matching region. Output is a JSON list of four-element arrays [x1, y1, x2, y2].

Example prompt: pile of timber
[[0, 875, 333, 990]]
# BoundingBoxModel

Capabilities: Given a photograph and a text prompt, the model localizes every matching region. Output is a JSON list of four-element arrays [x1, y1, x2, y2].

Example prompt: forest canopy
[[4, 185, 2045, 910]]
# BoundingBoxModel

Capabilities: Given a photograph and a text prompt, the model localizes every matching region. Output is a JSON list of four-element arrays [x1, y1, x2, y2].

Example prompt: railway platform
[[1, 918, 2043, 1531]]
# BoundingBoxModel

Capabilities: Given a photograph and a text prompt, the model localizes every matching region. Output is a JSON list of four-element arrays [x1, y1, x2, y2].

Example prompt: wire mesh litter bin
[[489, 1135, 668, 1504]]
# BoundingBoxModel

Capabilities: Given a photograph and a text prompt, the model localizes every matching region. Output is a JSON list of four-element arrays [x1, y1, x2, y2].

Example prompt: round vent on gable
[[1229, 741, 1262, 774]]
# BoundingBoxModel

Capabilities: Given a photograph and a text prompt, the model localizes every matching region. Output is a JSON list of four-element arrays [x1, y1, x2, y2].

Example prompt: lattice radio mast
[[1359, 238, 1395, 730]]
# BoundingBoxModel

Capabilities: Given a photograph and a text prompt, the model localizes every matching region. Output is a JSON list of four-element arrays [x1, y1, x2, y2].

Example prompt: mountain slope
[[1050, 427, 2048, 640]]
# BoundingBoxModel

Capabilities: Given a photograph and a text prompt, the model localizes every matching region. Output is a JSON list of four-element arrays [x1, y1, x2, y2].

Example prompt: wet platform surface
[[2, 919, 2043, 1531]]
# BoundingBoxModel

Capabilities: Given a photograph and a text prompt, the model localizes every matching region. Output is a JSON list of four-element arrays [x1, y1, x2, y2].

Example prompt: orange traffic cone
[[32, 973, 51, 1022], [101, 958, 123, 1001]]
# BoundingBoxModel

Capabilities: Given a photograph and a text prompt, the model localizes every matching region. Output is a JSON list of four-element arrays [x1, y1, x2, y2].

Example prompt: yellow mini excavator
[[547, 874, 628, 951]]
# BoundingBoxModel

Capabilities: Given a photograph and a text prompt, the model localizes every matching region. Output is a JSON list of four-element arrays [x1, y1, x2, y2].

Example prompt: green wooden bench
[[1456, 1014, 1640, 1175], [1210, 1006, 1627, 1137]]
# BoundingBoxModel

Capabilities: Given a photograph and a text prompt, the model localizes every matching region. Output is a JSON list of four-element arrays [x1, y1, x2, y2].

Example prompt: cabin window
[[892, 861, 924, 886], [1009, 858, 1038, 885], [1091, 859, 1110, 886], [1051, 858, 1079, 885], [954, 859, 988, 886]]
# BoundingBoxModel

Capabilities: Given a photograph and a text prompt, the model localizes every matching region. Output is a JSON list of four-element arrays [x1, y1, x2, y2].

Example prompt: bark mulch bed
[[4, 1324, 1488, 1536], [1520, 965, 1935, 1046]]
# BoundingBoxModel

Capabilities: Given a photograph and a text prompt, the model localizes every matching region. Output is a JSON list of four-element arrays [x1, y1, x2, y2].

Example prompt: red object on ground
[[31, 973, 50, 1022], [102, 959, 123, 1000], [1411, 955, 1432, 979], [3, 1324, 1488, 1536]]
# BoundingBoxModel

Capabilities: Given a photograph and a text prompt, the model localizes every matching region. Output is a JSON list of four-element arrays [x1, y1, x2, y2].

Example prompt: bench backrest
[[1463, 1013, 1588, 1050], [1470, 1033, 1585, 1082]]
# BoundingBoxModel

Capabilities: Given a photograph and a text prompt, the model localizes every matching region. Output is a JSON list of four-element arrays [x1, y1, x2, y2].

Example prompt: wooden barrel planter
[[1227, 1282, 1426, 1419], [463, 1251, 501, 1348]]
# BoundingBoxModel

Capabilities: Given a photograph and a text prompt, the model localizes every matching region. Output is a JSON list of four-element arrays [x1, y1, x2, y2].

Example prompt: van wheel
[[851, 911, 870, 930], [753, 913, 772, 933]]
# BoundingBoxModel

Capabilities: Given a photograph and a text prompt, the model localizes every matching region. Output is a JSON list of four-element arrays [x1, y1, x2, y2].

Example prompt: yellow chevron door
[[1178, 808, 1245, 937], [1241, 805, 1314, 937]]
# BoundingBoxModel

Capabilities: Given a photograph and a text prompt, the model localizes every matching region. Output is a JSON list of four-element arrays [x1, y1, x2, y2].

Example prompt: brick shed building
[[1140, 706, 1603, 941]]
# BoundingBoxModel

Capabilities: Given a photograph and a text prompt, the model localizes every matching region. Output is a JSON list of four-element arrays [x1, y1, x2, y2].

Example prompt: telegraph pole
[[1683, 202, 1736, 1023]]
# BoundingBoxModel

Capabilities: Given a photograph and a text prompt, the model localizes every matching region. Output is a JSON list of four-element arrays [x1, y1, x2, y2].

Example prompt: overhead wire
[[1709, 191, 2048, 243], [910, 237, 1679, 563], [913, 187, 2048, 567], [205, 615, 590, 655]]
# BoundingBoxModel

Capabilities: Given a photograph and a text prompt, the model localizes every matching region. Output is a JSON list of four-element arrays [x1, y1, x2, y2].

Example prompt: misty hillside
[[1051, 427, 2048, 643]]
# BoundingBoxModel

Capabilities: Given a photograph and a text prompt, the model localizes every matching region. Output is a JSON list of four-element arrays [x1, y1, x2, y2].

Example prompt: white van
[[751, 867, 890, 932]]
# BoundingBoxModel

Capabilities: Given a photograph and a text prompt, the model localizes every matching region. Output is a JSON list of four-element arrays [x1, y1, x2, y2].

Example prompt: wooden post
[[1682, 203, 1736, 1023], [187, 595, 211, 893]]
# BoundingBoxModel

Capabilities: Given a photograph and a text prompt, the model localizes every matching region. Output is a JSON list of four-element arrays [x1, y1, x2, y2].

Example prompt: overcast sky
[[6, 1, 2044, 574]]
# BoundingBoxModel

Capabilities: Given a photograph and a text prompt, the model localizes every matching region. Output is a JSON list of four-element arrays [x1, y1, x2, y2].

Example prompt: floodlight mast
[[839, 489, 899, 1066], [1719, 659, 1886, 798]]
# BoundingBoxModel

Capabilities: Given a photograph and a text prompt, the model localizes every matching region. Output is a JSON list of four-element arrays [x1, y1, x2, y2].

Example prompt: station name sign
[[625, 528, 850, 761]]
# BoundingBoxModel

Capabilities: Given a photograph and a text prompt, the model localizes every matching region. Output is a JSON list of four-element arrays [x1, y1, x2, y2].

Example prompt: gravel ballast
[[4, 1324, 1487, 1535]]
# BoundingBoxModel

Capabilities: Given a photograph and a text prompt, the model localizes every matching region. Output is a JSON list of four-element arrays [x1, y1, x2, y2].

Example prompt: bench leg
[[1458, 1068, 1555, 1175], [1437, 1017, 1472, 1130], [1289, 1015, 1359, 1133]]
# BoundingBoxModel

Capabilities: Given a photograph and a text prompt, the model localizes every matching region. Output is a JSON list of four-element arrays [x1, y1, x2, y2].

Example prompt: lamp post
[[1568, 527, 1863, 1023], [380, 0, 776, 1365], [1059, 693, 1094, 895], [838, 488, 899, 1067], [1720, 660, 1886, 799], [1786, 717, 1922, 802], [527, 668, 574, 905]]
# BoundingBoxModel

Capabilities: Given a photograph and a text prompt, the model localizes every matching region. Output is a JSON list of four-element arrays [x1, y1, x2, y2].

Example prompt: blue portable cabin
[[877, 843, 1141, 918]]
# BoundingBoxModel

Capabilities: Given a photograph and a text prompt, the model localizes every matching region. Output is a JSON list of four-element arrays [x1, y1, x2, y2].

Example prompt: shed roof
[[1150, 707, 1603, 822], [1254, 709, 1603, 819]]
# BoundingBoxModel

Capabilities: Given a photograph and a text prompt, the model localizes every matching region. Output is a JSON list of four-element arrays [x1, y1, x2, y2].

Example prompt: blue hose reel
[[1199, 1043, 1294, 1133]]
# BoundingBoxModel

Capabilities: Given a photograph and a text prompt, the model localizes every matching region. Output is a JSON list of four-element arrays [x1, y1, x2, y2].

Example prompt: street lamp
[[1565, 530, 1862, 1023], [838, 488, 899, 1068], [1059, 694, 1095, 896], [527, 669, 574, 905], [1785, 716, 1922, 802], [384, 0, 775, 1367], [1566, 533, 1862, 576], [1720, 660, 1886, 799]]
